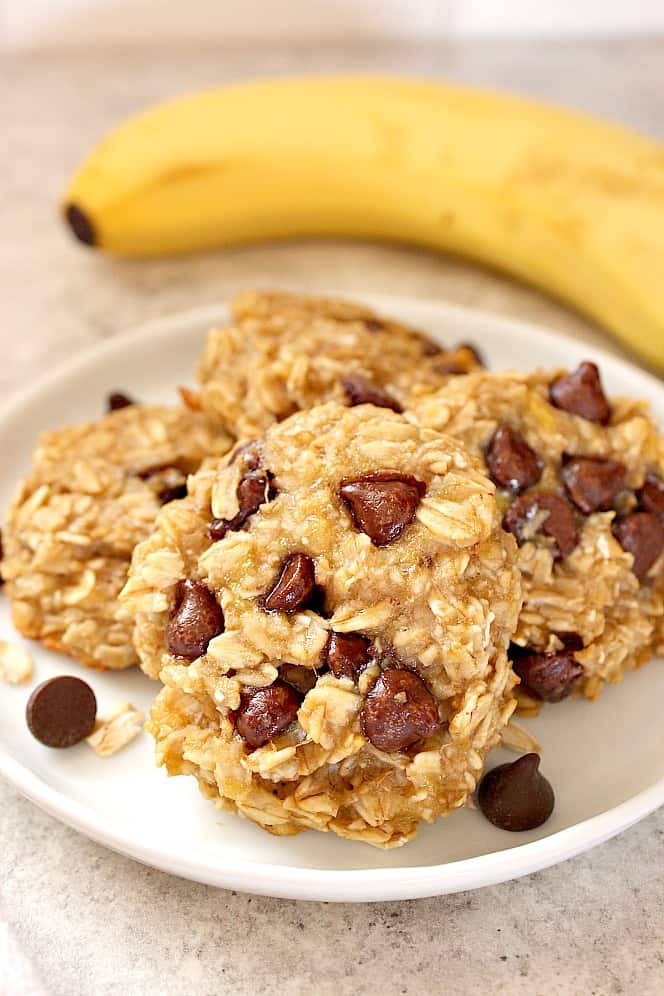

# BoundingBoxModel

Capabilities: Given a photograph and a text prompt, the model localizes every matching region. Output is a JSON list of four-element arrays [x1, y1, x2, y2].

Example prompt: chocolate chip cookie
[[2, 405, 231, 670], [412, 365, 664, 706], [191, 290, 481, 437], [121, 403, 521, 847]]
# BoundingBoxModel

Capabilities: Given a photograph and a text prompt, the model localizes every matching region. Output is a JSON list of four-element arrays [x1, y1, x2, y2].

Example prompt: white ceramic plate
[[1, 294, 663, 903]]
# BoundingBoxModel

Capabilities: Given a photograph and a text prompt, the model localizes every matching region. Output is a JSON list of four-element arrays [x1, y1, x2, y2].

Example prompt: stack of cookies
[[4, 292, 664, 847]]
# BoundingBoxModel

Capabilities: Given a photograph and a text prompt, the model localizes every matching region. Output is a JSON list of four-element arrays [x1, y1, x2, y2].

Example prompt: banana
[[64, 76, 664, 372]]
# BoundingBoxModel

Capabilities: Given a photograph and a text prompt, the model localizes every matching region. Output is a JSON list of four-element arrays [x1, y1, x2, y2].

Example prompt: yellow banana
[[64, 76, 664, 372]]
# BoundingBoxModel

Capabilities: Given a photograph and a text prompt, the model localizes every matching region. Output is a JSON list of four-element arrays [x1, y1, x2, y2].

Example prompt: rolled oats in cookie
[[121, 403, 521, 847], [411, 365, 664, 703], [2, 405, 231, 670], [192, 290, 481, 437]]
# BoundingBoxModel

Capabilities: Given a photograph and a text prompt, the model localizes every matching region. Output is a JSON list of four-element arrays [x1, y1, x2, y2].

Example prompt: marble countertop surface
[[2, 38, 663, 996]]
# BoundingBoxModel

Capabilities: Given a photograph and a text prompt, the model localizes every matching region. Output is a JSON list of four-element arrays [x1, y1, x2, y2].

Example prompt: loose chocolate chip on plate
[[235, 681, 302, 749], [107, 391, 136, 412], [639, 476, 664, 520], [561, 456, 625, 514], [209, 470, 277, 541], [166, 579, 224, 659], [478, 754, 554, 832], [340, 472, 426, 547], [510, 647, 583, 702], [612, 511, 664, 580], [262, 553, 316, 613], [361, 669, 440, 752], [549, 362, 610, 424], [341, 374, 403, 413], [158, 483, 188, 505], [503, 491, 579, 558], [325, 632, 372, 681], [485, 425, 542, 491], [26, 675, 97, 748]]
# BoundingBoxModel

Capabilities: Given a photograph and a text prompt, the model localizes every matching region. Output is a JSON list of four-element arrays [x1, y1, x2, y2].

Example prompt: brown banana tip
[[64, 203, 96, 246]]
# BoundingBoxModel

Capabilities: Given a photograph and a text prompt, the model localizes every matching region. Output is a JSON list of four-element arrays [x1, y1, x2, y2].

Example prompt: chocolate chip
[[639, 476, 664, 520], [549, 362, 610, 424], [324, 632, 372, 681], [503, 491, 579, 558], [26, 676, 97, 748], [340, 473, 426, 546], [209, 470, 277, 541], [262, 553, 316, 613], [363, 318, 385, 333], [421, 339, 442, 356], [341, 374, 403, 413], [510, 647, 583, 702], [107, 391, 136, 412], [612, 511, 664, 580], [485, 425, 542, 491], [166, 579, 224, 659], [361, 669, 440, 752], [478, 754, 554, 832], [158, 483, 188, 505], [235, 681, 302, 749], [279, 664, 318, 695], [561, 457, 626, 514]]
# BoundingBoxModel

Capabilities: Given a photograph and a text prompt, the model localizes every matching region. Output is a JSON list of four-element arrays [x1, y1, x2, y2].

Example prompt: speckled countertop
[[2, 38, 664, 996]]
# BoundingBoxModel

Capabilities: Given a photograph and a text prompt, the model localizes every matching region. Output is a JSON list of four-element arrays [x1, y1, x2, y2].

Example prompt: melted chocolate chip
[[341, 374, 402, 413], [235, 682, 302, 749], [561, 457, 626, 514], [478, 754, 554, 832], [209, 470, 277, 540], [485, 425, 542, 492], [26, 676, 97, 748], [107, 391, 136, 412], [158, 483, 188, 505], [166, 580, 224, 659], [503, 491, 579, 558], [549, 362, 610, 424], [324, 632, 372, 681], [262, 554, 316, 613], [612, 511, 664, 580], [360, 669, 440, 752], [339, 473, 426, 546], [510, 647, 583, 702], [639, 477, 664, 520]]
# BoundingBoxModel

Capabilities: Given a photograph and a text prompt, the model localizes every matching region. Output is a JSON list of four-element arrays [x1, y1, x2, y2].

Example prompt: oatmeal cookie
[[121, 403, 521, 847], [192, 290, 481, 437], [2, 405, 231, 670], [411, 365, 664, 706]]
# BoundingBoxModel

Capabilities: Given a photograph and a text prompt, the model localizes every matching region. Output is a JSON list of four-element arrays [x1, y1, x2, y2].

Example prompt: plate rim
[[1, 292, 663, 902]]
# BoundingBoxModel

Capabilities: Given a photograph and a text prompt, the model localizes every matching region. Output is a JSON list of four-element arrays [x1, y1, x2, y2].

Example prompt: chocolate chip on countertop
[[360, 669, 440, 752], [485, 425, 542, 491], [478, 754, 554, 832], [209, 470, 277, 541], [107, 391, 136, 412], [26, 675, 97, 748], [166, 579, 224, 659], [262, 553, 316, 613], [612, 511, 664, 580], [639, 476, 664, 520], [561, 456, 626, 514], [341, 374, 403, 413], [503, 491, 579, 558], [158, 483, 188, 505], [235, 682, 302, 749], [325, 632, 372, 681], [549, 362, 610, 424], [510, 646, 583, 702], [340, 473, 426, 546]]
